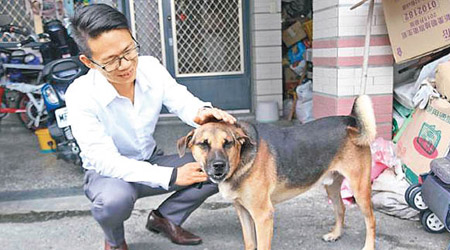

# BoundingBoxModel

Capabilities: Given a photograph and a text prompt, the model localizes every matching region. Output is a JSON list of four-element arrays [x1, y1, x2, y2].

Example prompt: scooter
[[41, 57, 88, 165], [1, 14, 78, 130]]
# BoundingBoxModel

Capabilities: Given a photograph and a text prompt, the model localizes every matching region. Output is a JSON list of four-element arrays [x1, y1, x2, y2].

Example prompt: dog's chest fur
[[218, 182, 239, 201]]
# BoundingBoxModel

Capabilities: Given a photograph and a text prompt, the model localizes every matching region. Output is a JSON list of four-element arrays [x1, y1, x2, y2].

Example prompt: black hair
[[70, 4, 130, 57]]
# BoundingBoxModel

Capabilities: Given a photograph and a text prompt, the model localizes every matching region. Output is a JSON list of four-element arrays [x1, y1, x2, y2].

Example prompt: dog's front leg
[[234, 202, 256, 250], [247, 201, 274, 250]]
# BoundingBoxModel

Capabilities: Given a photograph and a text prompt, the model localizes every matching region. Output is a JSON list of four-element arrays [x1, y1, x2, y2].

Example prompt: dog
[[177, 95, 377, 250]]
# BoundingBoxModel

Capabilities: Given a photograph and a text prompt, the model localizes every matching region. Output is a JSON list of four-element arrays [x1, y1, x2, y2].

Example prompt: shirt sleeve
[[65, 83, 174, 190], [150, 58, 211, 127]]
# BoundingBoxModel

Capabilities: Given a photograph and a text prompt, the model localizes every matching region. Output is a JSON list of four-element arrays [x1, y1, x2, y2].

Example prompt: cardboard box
[[284, 66, 298, 82], [303, 20, 313, 41], [397, 98, 450, 181], [436, 60, 450, 100], [284, 67, 299, 91], [383, 0, 450, 63], [282, 21, 307, 48]]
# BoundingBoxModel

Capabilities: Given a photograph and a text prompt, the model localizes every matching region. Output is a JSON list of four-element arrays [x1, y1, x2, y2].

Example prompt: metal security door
[[128, 0, 165, 63], [162, 0, 251, 110]]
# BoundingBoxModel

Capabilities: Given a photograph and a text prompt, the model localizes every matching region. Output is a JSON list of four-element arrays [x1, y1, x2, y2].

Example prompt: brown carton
[[383, 0, 450, 63], [397, 98, 450, 177], [282, 21, 307, 48]]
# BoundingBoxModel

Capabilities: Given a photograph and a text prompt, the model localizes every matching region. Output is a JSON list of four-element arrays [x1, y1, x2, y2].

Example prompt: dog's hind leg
[[234, 202, 257, 250], [322, 173, 345, 242], [347, 156, 376, 250]]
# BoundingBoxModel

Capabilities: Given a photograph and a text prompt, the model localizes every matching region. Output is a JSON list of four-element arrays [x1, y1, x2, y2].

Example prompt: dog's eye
[[223, 139, 233, 148], [197, 140, 210, 149]]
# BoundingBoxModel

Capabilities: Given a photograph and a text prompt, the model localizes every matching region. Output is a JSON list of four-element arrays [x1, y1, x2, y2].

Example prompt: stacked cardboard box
[[387, 0, 450, 183], [383, 0, 450, 64]]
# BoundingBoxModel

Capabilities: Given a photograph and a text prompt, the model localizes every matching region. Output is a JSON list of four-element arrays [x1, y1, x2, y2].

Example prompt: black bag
[[430, 156, 450, 185]]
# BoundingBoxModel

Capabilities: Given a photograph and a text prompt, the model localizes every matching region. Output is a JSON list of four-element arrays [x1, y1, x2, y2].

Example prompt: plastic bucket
[[256, 101, 279, 123], [35, 128, 56, 153]]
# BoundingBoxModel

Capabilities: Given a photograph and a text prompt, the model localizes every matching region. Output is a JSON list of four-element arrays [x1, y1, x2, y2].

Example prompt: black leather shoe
[[104, 240, 128, 250], [146, 210, 202, 245]]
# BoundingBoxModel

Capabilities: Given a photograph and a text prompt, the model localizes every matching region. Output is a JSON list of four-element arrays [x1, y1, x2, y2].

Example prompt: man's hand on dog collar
[[175, 162, 208, 186], [194, 107, 236, 125]]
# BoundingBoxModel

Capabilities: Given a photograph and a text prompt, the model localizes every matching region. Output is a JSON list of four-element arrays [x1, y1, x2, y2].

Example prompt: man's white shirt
[[65, 56, 210, 190]]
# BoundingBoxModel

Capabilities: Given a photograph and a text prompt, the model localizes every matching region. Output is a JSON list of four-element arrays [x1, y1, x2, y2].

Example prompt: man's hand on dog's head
[[175, 162, 208, 186], [194, 107, 236, 125]]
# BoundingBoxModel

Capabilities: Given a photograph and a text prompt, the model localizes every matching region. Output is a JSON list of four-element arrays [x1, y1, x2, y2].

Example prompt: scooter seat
[[42, 57, 88, 84], [430, 157, 450, 185]]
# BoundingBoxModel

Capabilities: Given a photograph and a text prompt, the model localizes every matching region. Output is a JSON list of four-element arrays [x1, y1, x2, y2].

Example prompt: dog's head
[[177, 122, 256, 183]]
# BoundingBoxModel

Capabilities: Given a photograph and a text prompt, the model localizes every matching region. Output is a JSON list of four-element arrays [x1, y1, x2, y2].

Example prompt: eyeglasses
[[89, 43, 140, 72]]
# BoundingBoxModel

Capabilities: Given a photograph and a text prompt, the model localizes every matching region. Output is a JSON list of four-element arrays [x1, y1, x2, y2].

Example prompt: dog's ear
[[235, 129, 253, 146], [237, 135, 249, 145], [177, 130, 195, 157], [233, 122, 258, 165], [234, 122, 256, 146]]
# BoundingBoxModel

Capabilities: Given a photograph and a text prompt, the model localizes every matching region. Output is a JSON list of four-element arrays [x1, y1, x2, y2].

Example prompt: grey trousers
[[83, 152, 218, 246]]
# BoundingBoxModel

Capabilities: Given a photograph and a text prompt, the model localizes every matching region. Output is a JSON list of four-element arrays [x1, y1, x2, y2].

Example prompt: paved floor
[[0, 114, 449, 250]]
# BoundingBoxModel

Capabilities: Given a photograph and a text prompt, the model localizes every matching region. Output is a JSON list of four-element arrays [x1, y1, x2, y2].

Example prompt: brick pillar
[[312, 0, 393, 139], [250, 0, 283, 112]]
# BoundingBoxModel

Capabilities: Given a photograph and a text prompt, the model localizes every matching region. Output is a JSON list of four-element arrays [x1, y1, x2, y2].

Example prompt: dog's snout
[[205, 150, 229, 182], [212, 160, 226, 169]]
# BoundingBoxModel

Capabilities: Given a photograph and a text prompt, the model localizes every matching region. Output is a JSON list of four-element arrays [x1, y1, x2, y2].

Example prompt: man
[[65, 4, 236, 250]]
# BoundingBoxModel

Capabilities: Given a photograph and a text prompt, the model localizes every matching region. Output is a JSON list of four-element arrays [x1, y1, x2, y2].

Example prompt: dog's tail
[[351, 95, 377, 146]]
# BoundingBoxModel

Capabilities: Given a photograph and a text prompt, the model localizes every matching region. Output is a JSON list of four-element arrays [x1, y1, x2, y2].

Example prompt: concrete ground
[[0, 113, 449, 250]]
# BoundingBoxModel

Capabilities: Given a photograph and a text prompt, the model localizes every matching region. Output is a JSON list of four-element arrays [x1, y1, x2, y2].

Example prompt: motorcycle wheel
[[0, 102, 9, 119], [0, 91, 9, 119], [17, 94, 48, 130]]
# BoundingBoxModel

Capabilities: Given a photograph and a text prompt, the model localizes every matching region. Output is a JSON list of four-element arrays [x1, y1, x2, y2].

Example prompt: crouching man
[[66, 4, 236, 249]]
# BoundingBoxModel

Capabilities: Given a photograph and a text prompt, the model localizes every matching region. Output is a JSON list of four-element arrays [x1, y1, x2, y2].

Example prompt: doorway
[[129, 0, 251, 111]]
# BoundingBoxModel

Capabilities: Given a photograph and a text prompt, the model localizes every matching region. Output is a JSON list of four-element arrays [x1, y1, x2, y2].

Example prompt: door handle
[[167, 15, 173, 46]]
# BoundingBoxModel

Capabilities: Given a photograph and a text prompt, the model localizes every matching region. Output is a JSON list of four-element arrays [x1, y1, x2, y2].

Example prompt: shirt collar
[[92, 65, 151, 107], [92, 70, 120, 107], [135, 67, 151, 94]]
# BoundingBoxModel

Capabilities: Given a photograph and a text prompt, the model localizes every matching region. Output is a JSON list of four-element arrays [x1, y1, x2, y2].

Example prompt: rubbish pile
[[394, 54, 450, 185], [340, 0, 450, 226], [281, 0, 313, 123], [350, 53, 450, 222]]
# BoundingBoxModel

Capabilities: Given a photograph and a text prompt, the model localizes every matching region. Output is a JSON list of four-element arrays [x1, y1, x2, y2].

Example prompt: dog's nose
[[212, 160, 226, 169]]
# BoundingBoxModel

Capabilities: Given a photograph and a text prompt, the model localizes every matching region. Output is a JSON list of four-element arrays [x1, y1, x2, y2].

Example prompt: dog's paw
[[322, 232, 341, 242]]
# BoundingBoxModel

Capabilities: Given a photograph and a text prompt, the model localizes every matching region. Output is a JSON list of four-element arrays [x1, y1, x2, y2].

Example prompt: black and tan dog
[[177, 95, 377, 250]]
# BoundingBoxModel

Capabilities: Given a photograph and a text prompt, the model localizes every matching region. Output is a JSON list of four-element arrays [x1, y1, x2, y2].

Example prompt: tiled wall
[[313, 94, 393, 139], [250, 0, 283, 111], [312, 0, 394, 139]]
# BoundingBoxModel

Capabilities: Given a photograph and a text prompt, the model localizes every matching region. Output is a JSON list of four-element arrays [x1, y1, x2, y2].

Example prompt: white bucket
[[256, 101, 279, 123]]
